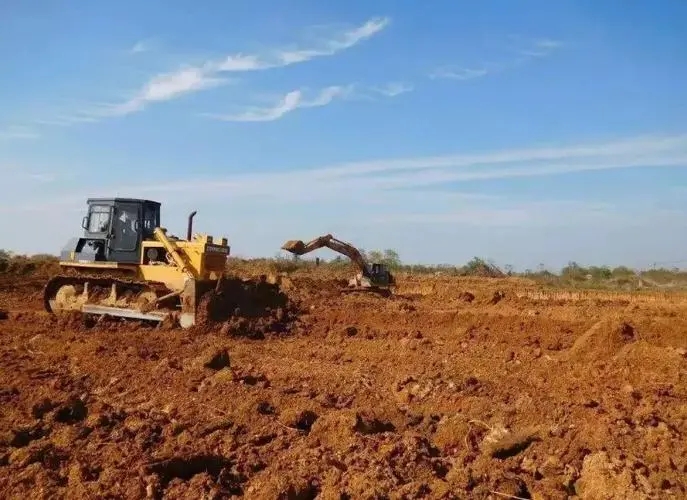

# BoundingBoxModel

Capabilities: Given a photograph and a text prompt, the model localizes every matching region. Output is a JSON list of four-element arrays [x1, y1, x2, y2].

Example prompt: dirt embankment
[[0, 270, 686, 498]]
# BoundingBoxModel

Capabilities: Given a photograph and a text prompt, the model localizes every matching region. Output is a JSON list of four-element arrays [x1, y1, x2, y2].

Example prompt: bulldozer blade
[[179, 278, 220, 329], [180, 278, 198, 329], [81, 304, 170, 323], [281, 240, 306, 254]]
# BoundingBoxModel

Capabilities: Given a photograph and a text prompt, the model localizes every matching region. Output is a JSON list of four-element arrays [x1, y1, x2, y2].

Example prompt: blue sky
[[1, 0, 687, 270]]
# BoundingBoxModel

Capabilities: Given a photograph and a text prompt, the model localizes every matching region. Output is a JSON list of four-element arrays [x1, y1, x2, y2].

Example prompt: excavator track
[[43, 272, 177, 324]]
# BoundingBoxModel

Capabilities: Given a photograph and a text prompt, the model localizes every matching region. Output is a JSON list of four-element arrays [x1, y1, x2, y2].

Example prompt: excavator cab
[[368, 263, 395, 287], [62, 198, 161, 264]]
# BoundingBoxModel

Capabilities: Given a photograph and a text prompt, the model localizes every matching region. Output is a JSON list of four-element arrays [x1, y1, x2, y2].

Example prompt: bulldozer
[[43, 197, 230, 328], [280, 234, 395, 294]]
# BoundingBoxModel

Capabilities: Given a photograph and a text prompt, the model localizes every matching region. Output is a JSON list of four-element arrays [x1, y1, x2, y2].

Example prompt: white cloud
[[373, 82, 414, 97], [130, 40, 153, 54], [3, 132, 687, 266], [517, 38, 563, 58], [431, 37, 563, 81], [429, 67, 488, 81], [108, 17, 389, 117], [109, 67, 230, 116], [24, 17, 390, 126], [203, 85, 353, 122], [203, 79, 410, 122], [0, 163, 56, 183], [0, 126, 40, 140], [211, 16, 389, 72], [13, 132, 686, 210]]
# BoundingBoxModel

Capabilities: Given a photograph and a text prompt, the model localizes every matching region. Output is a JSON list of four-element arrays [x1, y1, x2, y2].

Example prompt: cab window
[[88, 205, 111, 233]]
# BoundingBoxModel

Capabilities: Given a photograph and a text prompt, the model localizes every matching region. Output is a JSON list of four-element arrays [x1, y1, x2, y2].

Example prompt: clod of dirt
[[256, 401, 276, 415], [187, 345, 232, 373], [294, 411, 319, 433], [306, 410, 359, 450], [0, 309, 8, 320], [146, 454, 244, 495], [490, 476, 533, 500], [281, 409, 319, 433], [574, 451, 651, 499], [617, 321, 636, 341], [8, 424, 49, 448], [354, 412, 396, 435], [397, 302, 417, 312], [32, 398, 59, 419], [481, 425, 540, 459], [344, 326, 358, 337], [250, 475, 320, 500], [458, 291, 475, 303], [9, 441, 69, 470], [0, 386, 19, 403], [54, 398, 88, 424], [490, 290, 506, 304], [433, 416, 470, 453], [203, 348, 231, 371]]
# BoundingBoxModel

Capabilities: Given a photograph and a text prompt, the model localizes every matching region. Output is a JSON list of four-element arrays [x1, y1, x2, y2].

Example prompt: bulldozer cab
[[81, 198, 161, 263]]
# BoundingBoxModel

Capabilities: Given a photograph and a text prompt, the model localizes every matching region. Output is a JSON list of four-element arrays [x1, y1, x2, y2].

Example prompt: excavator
[[43, 197, 231, 328], [280, 234, 395, 294]]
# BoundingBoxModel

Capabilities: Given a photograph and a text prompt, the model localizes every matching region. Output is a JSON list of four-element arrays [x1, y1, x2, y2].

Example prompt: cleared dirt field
[[0, 266, 686, 499]]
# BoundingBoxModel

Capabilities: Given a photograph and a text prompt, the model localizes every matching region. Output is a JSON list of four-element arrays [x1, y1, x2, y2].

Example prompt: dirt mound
[[565, 316, 639, 362], [197, 275, 301, 338], [0, 256, 59, 277]]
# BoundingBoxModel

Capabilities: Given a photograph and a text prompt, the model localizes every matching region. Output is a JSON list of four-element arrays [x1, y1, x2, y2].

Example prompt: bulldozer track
[[43, 272, 169, 314]]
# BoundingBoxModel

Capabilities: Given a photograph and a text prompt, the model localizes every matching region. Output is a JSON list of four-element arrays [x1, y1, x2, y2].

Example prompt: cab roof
[[86, 198, 161, 206]]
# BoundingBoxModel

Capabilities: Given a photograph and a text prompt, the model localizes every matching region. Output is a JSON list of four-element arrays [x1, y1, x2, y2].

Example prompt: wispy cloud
[[109, 67, 230, 116], [0, 125, 40, 140], [429, 67, 489, 81], [431, 36, 564, 81], [16, 132, 687, 210], [0, 163, 56, 183], [130, 39, 153, 54], [24, 16, 390, 127], [108, 17, 389, 117], [5, 132, 687, 263], [512, 37, 563, 58], [203, 85, 353, 122], [147, 132, 687, 197], [203, 79, 410, 122], [212, 17, 390, 72], [372, 82, 414, 97]]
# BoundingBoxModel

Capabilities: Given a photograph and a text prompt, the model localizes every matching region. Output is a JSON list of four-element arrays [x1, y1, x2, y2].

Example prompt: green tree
[[561, 261, 587, 281], [367, 250, 384, 263], [382, 249, 401, 268]]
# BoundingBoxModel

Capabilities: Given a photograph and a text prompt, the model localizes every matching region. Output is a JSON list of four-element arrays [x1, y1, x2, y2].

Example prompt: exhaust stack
[[187, 210, 197, 241]]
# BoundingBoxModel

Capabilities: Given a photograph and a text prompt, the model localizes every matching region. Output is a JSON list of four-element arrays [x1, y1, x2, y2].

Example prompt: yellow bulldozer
[[43, 197, 230, 327]]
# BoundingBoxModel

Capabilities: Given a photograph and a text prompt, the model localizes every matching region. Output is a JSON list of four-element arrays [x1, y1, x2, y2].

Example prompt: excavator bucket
[[281, 240, 307, 255]]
